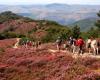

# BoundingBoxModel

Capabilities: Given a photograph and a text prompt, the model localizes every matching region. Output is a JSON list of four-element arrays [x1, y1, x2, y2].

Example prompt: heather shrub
[[91, 61, 100, 69], [5, 67, 18, 74], [64, 65, 88, 80], [0, 48, 5, 53], [75, 57, 99, 67], [76, 72, 100, 80], [31, 60, 47, 68], [15, 59, 33, 67], [0, 67, 6, 73]]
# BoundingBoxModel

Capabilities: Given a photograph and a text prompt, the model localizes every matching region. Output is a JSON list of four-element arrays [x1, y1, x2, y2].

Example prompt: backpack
[[69, 39, 74, 45], [77, 39, 84, 46]]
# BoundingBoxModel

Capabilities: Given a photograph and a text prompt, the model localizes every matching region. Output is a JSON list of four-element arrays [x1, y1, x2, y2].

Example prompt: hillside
[[0, 11, 70, 42], [0, 11, 37, 36], [0, 39, 100, 80], [70, 18, 98, 31]]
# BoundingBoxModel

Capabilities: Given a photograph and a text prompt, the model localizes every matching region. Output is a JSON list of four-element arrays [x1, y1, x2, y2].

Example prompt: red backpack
[[77, 39, 84, 46]]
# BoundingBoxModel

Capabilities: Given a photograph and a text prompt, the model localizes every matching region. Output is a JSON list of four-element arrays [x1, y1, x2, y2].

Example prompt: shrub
[[76, 72, 100, 80], [41, 26, 71, 43], [0, 48, 5, 53], [23, 17, 34, 22], [64, 65, 88, 80]]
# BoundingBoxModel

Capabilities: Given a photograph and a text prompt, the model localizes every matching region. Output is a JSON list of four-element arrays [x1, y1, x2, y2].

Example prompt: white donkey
[[86, 38, 92, 54], [91, 39, 99, 55]]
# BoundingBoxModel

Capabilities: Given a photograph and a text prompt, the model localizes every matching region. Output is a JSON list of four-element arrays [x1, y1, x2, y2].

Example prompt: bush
[[64, 65, 88, 80], [76, 72, 100, 80], [28, 28, 37, 34], [2, 32, 17, 38], [0, 48, 5, 53], [41, 26, 71, 43], [87, 27, 99, 38], [23, 17, 34, 22], [0, 32, 26, 40]]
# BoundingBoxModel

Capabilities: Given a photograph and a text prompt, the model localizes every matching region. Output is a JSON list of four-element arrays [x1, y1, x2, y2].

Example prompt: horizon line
[[0, 3, 100, 6]]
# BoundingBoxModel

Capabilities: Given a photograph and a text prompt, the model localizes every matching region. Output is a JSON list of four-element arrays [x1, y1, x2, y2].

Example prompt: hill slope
[[0, 11, 70, 42], [70, 18, 98, 31], [0, 39, 100, 80]]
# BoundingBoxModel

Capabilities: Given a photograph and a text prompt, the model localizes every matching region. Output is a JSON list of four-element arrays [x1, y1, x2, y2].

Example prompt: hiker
[[74, 38, 79, 53], [77, 37, 84, 54], [22, 40, 26, 48], [56, 36, 62, 51], [86, 37, 92, 54], [21, 38, 29, 48], [65, 40, 70, 51], [38, 41, 42, 49], [13, 38, 21, 48], [69, 37, 74, 46], [27, 40, 33, 48], [91, 37, 99, 55], [63, 40, 67, 50], [32, 41, 35, 47], [72, 38, 77, 54], [35, 40, 42, 50], [68, 36, 75, 52], [25, 40, 29, 48]]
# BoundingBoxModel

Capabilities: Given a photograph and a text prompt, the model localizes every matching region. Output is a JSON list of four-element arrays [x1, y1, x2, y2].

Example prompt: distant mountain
[[0, 3, 100, 26], [70, 17, 98, 31], [45, 3, 70, 10]]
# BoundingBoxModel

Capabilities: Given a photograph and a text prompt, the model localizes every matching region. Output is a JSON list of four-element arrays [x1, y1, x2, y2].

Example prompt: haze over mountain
[[0, 3, 100, 26]]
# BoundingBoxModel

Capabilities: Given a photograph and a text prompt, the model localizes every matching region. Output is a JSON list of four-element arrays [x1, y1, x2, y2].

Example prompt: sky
[[0, 0, 100, 5]]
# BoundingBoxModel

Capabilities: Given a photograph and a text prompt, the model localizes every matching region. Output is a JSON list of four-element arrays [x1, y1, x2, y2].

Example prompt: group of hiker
[[56, 36, 100, 55], [13, 36, 100, 55], [13, 38, 41, 50]]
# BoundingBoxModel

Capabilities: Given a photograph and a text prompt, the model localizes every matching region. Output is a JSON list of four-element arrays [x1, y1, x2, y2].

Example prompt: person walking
[[56, 36, 62, 52], [13, 38, 21, 48], [77, 37, 84, 54]]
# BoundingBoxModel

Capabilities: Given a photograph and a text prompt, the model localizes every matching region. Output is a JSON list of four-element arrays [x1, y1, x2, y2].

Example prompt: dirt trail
[[48, 49, 100, 59]]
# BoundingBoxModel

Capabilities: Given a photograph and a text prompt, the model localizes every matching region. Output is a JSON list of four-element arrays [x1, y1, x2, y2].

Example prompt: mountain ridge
[[0, 3, 100, 25]]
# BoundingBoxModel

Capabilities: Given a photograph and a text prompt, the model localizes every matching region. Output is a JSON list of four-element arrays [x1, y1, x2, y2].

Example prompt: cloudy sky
[[0, 0, 100, 5]]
